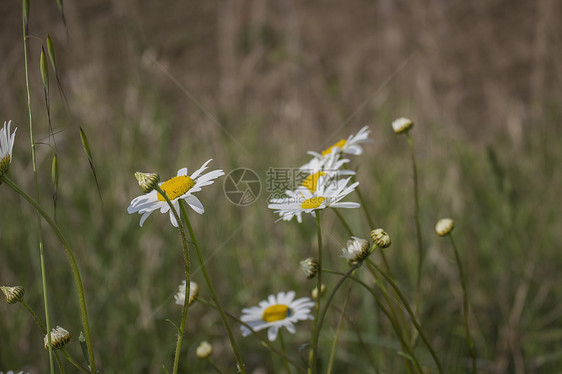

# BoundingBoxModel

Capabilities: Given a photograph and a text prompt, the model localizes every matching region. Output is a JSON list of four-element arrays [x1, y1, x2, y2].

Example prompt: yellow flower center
[[321, 139, 347, 156], [301, 171, 326, 193], [157, 176, 195, 201], [263, 304, 291, 322], [301, 196, 327, 209]]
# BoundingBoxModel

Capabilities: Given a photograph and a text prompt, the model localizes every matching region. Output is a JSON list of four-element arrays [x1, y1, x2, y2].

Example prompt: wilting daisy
[[240, 291, 314, 341], [268, 176, 359, 222], [44, 326, 71, 350], [128, 159, 224, 227], [340, 236, 371, 263], [174, 280, 199, 306], [308, 126, 371, 161], [0, 120, 17, 176]]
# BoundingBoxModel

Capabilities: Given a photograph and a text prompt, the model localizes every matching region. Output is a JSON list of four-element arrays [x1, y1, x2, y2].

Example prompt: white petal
[[267, 325, 279, 341], [190, 159, 213, 179], [331, 202, 360, 209], [169, 211, 179, 227], [139, 211, 152, 227], [185, 195, 205, 214], [284, 322, 296, 334], [177, 167, 188, 176]]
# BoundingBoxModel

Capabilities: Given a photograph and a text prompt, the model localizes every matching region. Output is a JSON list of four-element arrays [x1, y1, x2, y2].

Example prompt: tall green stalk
[[365, 261, 415, 373], [21, 0, 54, 370], [2, 175, 96, 373], [368, 259, 443, 373], [308, 211, 323, 374], [323, 270, 423, 373], [406, 132, 424, 319], [178, 201, 247, 374], [326, 281, 352, 374], [355, 185, 393, 274], [152, 186, 191, 374], [449, 234, 477, 374], [279, 330, 292, 374]]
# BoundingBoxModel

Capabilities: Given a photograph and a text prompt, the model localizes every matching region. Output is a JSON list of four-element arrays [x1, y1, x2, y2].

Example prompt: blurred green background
[[1, 0, 561, 372]]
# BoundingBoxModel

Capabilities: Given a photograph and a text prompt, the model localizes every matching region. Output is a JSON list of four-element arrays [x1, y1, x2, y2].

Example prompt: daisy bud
[[1, 286, 25, 304], [134, 172, 160, 193], [196, 341, 213, 358], [435, 218, 454, 237], [174, 281, 199, 306], [300, 258, 319, 279], [0, 153, 10, 176], [44, 326, 71, 350], [392, 117, 414, 134], [340, 237, 371, 264], [371, 229, 391, 248], [312, 284, 325, 299], [0, 121, 17, 178]]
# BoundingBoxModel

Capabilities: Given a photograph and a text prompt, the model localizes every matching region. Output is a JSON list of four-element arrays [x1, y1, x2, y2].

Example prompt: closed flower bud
[[1, 286, 25, 304], [371, 229, 391, 248], [134, 172, 160, 193], [435, 218, 454, 236], [340, 237, 371, 264], [300, 258, 318, 279], [196, 341, 213, 358], [312, 284, 326, 299], [392, 117, 414, 134], [174, 281, 199, 306], [44, 326, 71, 350]]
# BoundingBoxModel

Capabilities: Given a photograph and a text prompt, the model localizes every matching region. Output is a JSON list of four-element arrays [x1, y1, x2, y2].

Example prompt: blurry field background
[[1, 0, 562, 372]]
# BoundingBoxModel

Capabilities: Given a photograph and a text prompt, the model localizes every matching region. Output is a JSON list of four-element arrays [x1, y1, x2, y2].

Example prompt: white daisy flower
[[340, 236, 371, 263], [0, 120, 17, 176], [308, 126, 371, 161], [268, 176, 360, 223], [174, 280, 199, 306], [240, 291, 314, 341], [0, 371, 28, 374], [128, 159, 224, 227], [299, 149, 354, 174]]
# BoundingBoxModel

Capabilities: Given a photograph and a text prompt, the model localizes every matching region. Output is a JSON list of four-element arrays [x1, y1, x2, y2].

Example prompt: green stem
[[406, 132, 424, 321], [308, 211, 323, 374], [178, 201, 247, 374], [153, 186, 191, 374], [364, 261, 413, 373], [21, 301, 90, 373], [355, 185, 375, 228], [2, 175, 96, 373], [21, 1, 54, 372], [449, 234, 477, 374], [326, 282, 353, 374], [368, 259, 443, 373], [22, 300, 46, 332], [314, 255, 370, 351], [332, 209, 353, 237], [279, 330, 292, 374], [354, 185, 393, 274], [61, 349, 91, 374], [208, 358, 225, 374], [330, 304, 380, 373], [323, 270, 423, 373], [196, 297, 306, 372]]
